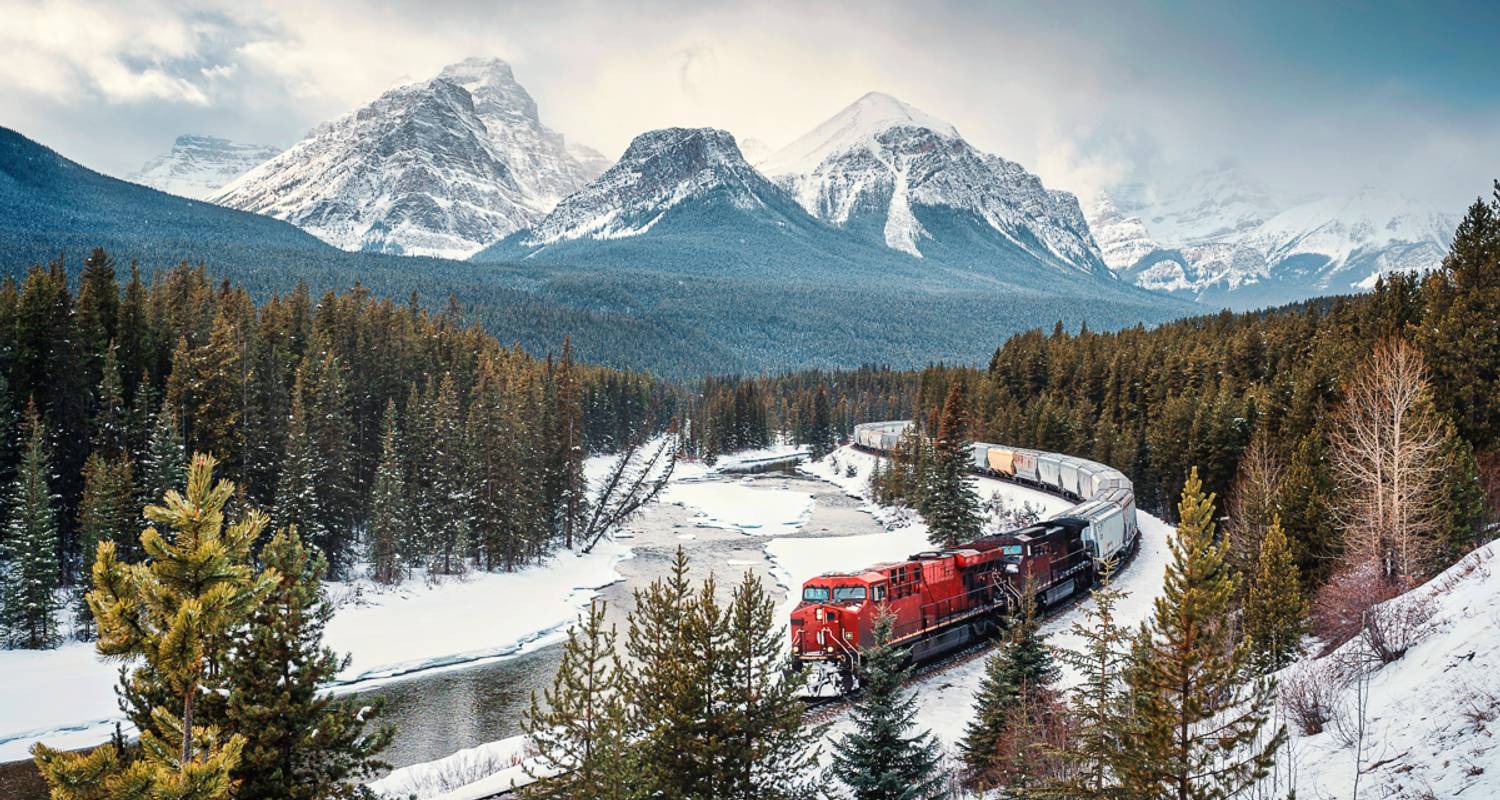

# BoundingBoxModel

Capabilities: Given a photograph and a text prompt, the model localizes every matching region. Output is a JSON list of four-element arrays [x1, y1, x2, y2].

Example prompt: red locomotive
[[791, 519, 1094, 694]]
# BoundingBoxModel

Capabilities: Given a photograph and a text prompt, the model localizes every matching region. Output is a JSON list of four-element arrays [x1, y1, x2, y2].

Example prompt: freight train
[[790, 421, 1139, 694]]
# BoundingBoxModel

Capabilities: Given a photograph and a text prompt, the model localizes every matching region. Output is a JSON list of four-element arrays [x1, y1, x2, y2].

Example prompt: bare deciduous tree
[[1328, 339, 1446, 587], [578, 426, 679, 554], [1226, 430, 1286, 580]]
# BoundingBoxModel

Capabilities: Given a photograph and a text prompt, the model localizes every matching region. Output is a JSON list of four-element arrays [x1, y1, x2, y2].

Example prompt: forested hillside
[[0, 250, 675, 647]]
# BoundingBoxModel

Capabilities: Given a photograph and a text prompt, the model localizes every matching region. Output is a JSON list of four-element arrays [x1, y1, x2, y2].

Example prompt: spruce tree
[[1117, 467, 1284, 800], [1039, 564, 1132, 799], [138, 399, 187, 517], [2, 401, 61, 649], [961, 586, 1059, 787], [925, 382, 981, 548], [367, 400, 407, 585], [74, 453, 135, 636], [275, 376, 323, 555], [719, 570, 820, 800], [91, 345, 129, 458], [1243, 516, 1306, 674], [832, 613, 945, 800], [624, 548, 713, 799], [223, 528, 393, 800], [34, 454, 273, 799], [522, 599, 633, 800]]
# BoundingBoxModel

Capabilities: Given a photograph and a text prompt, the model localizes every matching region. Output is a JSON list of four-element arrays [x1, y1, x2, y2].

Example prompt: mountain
[[757, 92, 1107, 275], [213, 57, 606, 259], [127, 134, 280, 200], [1088, 171, 1457, 308], [475, 126, 881, 274]]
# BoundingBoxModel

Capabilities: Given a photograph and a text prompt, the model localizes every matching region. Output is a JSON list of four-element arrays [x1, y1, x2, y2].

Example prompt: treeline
[[679, 367, 919, 461], [0, 249, 672, 648]]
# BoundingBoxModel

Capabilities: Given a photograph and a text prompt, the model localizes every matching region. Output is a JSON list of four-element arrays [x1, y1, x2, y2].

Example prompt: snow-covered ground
[[0, 450, 660, 763], [1282, 541, 1500, 799]]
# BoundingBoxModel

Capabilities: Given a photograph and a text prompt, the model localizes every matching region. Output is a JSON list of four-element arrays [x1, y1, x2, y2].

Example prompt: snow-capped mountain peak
[[212, 57, 608, 259], [520, 127, 777, 246], [758, 94, 1105, 273], [127, 134, 279, 200], [758, 91, 960, 178]]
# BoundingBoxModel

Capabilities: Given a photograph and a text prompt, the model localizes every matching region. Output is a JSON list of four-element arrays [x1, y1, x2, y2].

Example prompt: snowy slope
[[127, 134, 279, 200], [213, 58, 605, 259], [507, 127, 782, 247], [760, 93, 1107, 273], [1280, 542, 1500, 799]]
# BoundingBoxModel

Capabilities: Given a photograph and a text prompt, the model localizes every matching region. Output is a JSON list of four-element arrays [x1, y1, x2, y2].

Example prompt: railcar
[[798, 422, 1142, 693]]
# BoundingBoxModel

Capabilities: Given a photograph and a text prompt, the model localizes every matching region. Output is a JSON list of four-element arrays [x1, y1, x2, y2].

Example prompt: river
[[358, 468, 888, 769]]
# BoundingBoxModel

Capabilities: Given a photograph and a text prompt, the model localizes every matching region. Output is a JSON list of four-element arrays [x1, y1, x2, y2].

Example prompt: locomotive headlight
[[815, 608, 824, 620], [844, 631, 853, 640]]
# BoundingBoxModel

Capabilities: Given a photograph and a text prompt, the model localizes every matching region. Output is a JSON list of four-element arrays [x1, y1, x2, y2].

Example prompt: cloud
[[0, 0, 224, 105]]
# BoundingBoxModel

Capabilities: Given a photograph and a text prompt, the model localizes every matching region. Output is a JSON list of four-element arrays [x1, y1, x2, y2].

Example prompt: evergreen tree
[[367, 400, 407, 585], [719, 570, 820, 799], [522, 600, 633, 800], [138, 399, 187, 517], [275, 374, 323, 555], [223, 528, 393, 800], [91, 345, 129, 459], [1243, 516, 1306, 674], [426, 374, 472, 575], [624, 548, 714, 799], [1117, 468, 1284, 800], [924, 382, 981, 548], [1039, 565, 1132, 800], [34, 454, 273, 799], [554, 338, 589, 549], [74, 453, 135, 635], [297, 345, 358, 571], [2, 401, 61, 648], [961, 587, 1059, 787], [808, 384, 836, 459], [832, 613, 945, 800]]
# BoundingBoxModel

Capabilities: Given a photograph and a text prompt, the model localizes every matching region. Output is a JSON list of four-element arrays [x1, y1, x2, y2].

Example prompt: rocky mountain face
[[758, 92, 1108, 275], [127, 135, 279, 200], [512, 127, 792, 247], [1086, 170, 1457, 308], [213, 58, 606, 259]]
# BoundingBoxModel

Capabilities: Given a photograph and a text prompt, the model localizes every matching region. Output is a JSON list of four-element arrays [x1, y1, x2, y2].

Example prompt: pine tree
[[34, 454, 274, 799], [1039, 565, 1132, 799], [223, 528, 393, 799], [522, 600, 633, 800], [367, 400, 407, 585], [74, 453, 135, 636], [1117, 467, 1284, 800], [719, 570, 820, 799], [2, 401, 61, 649], [832, 613, 945, 800], [925, 382, 981, 548], [426, 374, 472, 575], [554, 338, 589, 549], [961, 586, 1060, 788], [297, 345, 358, 572], [1243, 516, 1306, 674], [91, 344, 129, 459], [808, 384, 836, 459]]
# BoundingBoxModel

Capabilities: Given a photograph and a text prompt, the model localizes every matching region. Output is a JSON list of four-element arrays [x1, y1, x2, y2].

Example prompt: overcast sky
[[3, 0, 1496, 211]]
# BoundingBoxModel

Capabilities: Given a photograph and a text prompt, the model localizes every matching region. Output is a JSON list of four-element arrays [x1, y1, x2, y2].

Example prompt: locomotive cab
[[790, 572, 885, 695]]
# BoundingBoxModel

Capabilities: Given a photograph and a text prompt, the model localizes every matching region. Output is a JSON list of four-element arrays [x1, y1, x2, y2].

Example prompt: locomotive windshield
[[1001, 545, 1023, 556], [832, 586, 867, 602], [802, 586, 830, 602]]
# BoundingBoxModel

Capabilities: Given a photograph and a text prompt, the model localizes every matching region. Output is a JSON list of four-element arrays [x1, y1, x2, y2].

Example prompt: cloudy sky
[[3, 0, 1496, 210]]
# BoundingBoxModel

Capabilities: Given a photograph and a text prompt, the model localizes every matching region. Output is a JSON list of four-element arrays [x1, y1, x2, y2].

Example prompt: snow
[[761, 95, 1106, 273], [662, 479, 814, 537], [1281, 541, 1500, 799], [126, 134, 279, 200], [213, 57, 604, 259], [758, 91, 960, 178], [368, 734, 541, 800], [323, 539, 631, 686], [0, 532, 633, 762]]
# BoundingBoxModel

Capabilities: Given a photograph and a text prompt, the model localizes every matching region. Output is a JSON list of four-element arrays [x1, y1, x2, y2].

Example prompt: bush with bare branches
[[1279, 662, 1338, 736]]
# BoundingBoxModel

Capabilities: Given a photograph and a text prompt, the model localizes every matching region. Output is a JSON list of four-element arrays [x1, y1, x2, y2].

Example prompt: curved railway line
[[486, 424, 1147, 798]]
